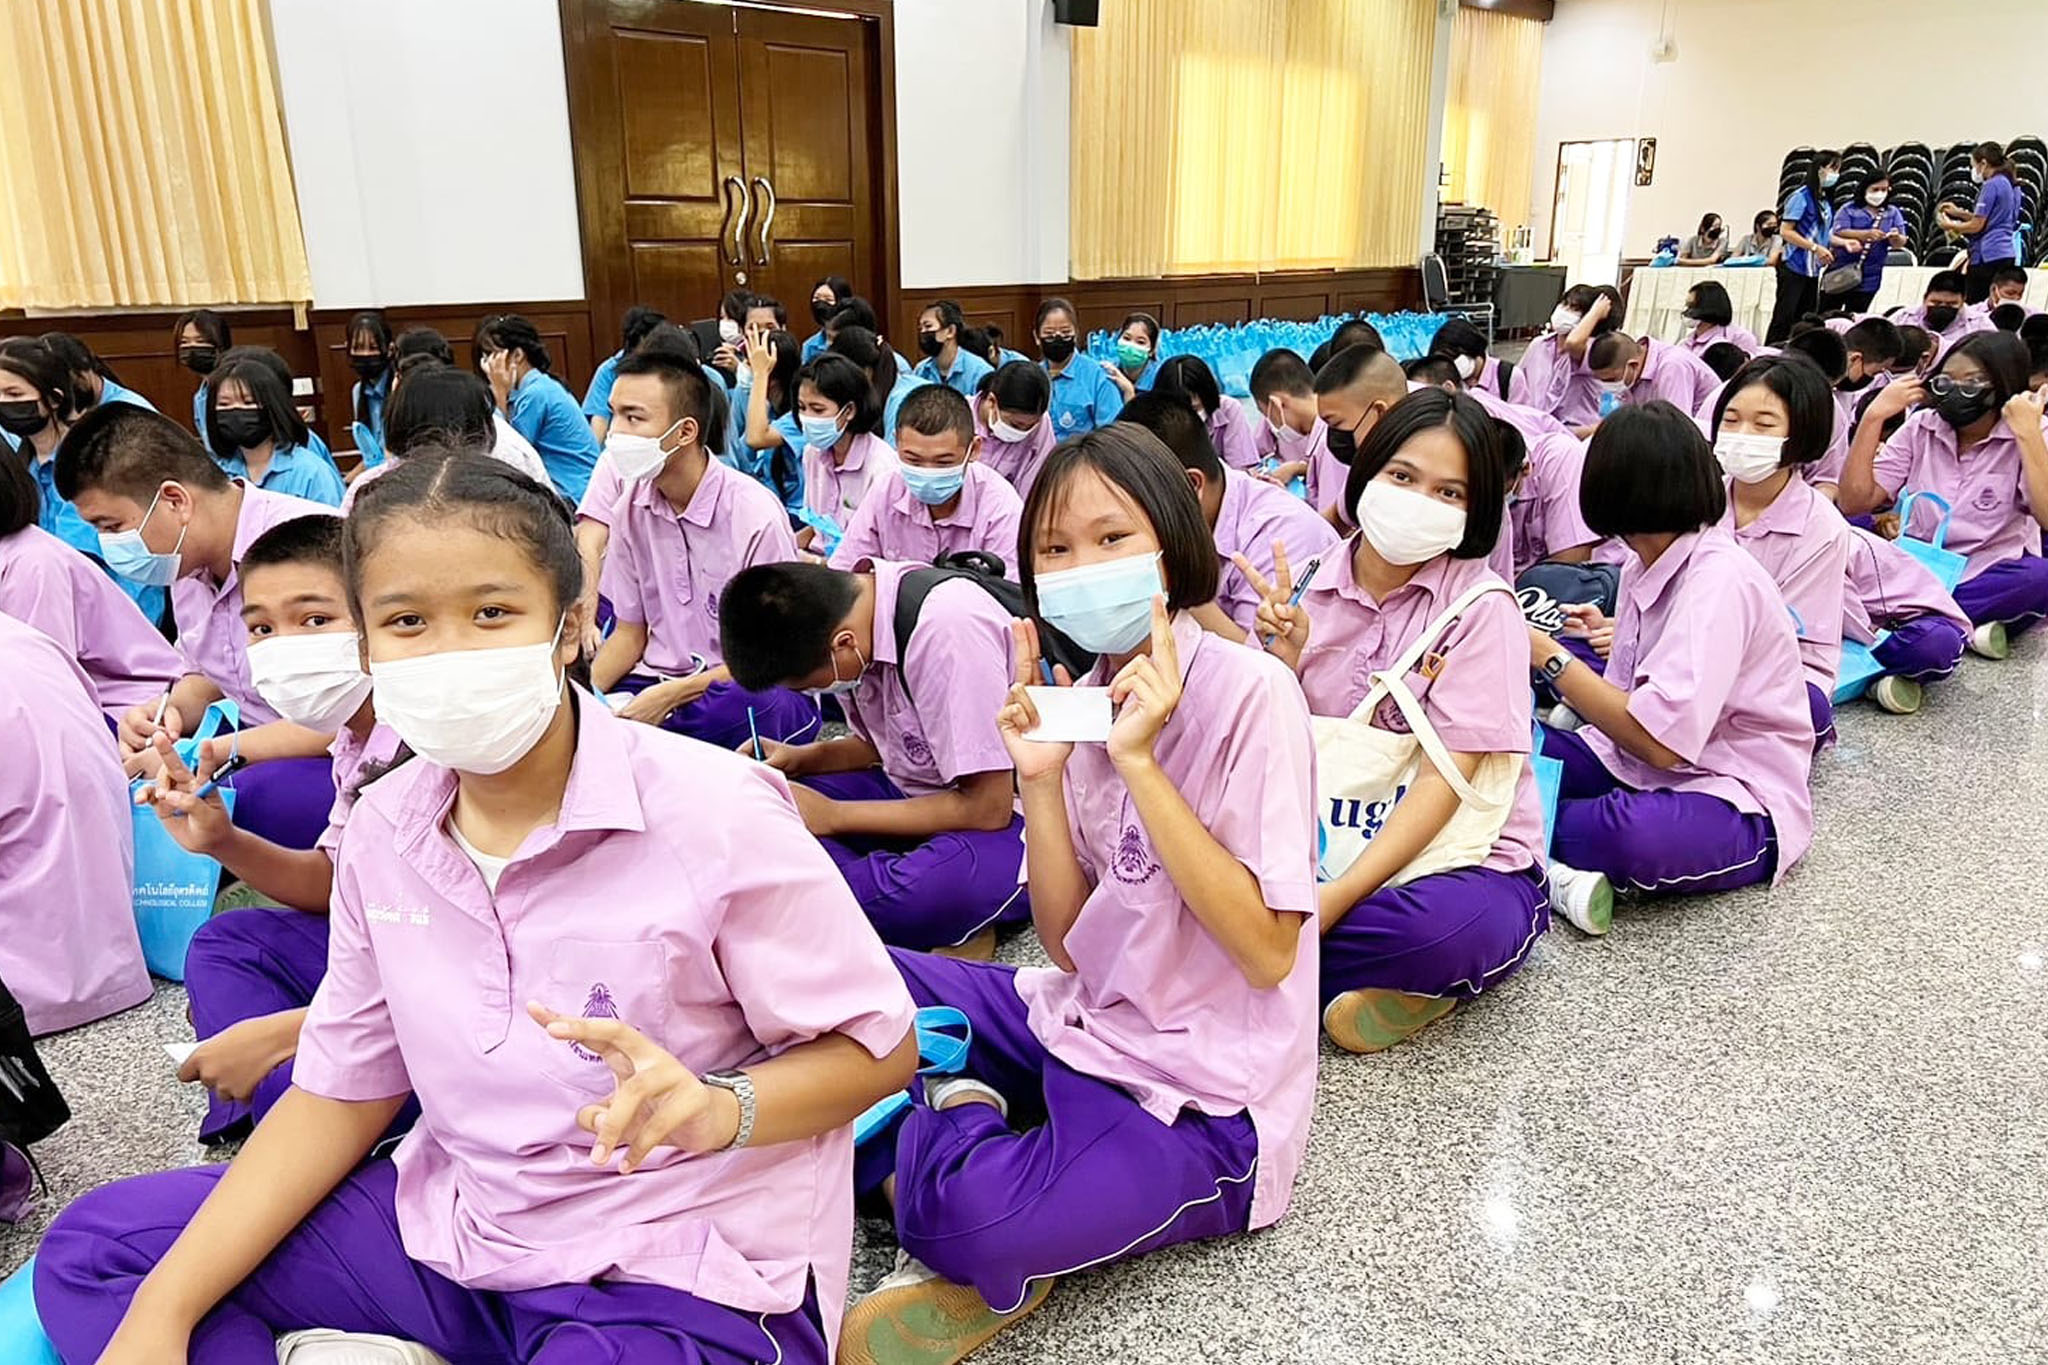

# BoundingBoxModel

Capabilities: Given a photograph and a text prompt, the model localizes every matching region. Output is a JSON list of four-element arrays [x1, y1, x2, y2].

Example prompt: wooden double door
[[561, 0, 893, 337]]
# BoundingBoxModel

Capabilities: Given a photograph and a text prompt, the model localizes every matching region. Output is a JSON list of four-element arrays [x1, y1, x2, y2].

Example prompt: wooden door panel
[[615, 30, 724, 203], [628, 244, 730, 322]]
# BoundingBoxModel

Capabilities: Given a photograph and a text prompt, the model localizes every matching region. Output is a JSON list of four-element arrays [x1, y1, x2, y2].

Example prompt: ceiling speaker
[[1053, 0, 1100, 26]]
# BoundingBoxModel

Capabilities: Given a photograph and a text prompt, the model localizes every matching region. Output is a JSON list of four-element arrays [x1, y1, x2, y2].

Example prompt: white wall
[[1530, 0, 2048, 266], [892, 0, 1071, 287], [268, 0, 585, 309]]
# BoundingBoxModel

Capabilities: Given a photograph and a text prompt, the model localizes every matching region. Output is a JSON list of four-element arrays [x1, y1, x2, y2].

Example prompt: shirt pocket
[[536, 937, 676, 1100]]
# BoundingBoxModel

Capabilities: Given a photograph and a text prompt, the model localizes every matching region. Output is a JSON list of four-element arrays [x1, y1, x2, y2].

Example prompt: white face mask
[[1714, 431, 1786, 484], [604, 419, 684, 482], [1866, 190, 1888, 207], [1549, 307, 1582, 335], [1598, 378, 1630, 396], [1355, 480, 1467, 566], [820, 638, 867, 696], [247, 632, 373, 733], [1453, 354, 1481, 380], [369, 621, 566, 775], [718, 318, 743, 345], [989, 415, 1034, 444]]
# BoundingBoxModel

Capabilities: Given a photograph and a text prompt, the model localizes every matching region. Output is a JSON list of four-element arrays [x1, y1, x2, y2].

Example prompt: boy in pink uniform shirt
[[1246, 389, 1548, 1052], [1153, 354, 1262, 471], [1841, 331, 2048, 656], [0, 610, 149, 1035], [831, 386, 1024, 578], [59, 404, 341, 851], [1510, 284, 1621, 429], [722, 558, 1031, 955], [1528, 403, 1815, 933], [796, 353, 898, 549], [0, 455, 182, 722], [1510, 425, 1600, 575], [1314, 342, 1411, 529], [1590, 333, 1724, 420], [1890, 270, 1992, 361], [973, 360, 1058, 502], [37, 451, 917, 1365], [1832, 317, 1904, 435], [1708, 355, 1854, 746], [1250, 348, 1342, 511], [590, 350, 820, 751], [842, 428, 1317, 1365]]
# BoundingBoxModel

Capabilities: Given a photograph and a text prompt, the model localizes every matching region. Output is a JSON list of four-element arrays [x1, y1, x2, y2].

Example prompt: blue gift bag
[[1893, 492, 1967, 593], [793, 506, 844, 559], [853, 1007, 971, 1145], [132, 700, 241, 980], [1531, 720, 1564, 854], [1832, 633, 1891, 703], [352, 419, 386, 469], [0, 1259, 60, 1365]]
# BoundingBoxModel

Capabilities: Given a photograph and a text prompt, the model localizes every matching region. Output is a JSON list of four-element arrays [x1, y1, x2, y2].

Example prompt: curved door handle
[[723, 175, 749, 268], [752, 176, 776, 266]]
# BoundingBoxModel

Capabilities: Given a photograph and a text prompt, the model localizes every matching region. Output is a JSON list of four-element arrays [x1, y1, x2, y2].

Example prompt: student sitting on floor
[[973, 360, 1057, 502], [587, 346, 820, 750], [912, 299, 994, 399], [1247, 388, 1549, 1053], [720, 558, 1031, 957], [1249, 348, 1340, 514], [1151, 354, 1262, 472], [1588, 330, 1724, 423], [582, 305, 668, 443], [1840, 331, 2048, 657], [794, 353, 899, 550], [1510, 284, 1621, 428], [343, 362, 554, 511], [1889, 270, 1991, 362], [42, 332, 156, 415], [174, 308, 232, 443], [1101, 311, 1164, 401], [1841, 523, 1972, 717], [35, 449, 917, 1365], [59, 404, 343, 851], [478, 314, 602, 503], [1833, 317, 1904, 432], [1429, 316, 1508, 396], [830, 324, 931, 445], [1675, 281, 1761, 359], [204, 353, 345, 507], [1313, 341, 1412, 529], [734, 325, 810, 515], [1034, 297, 1125, 436], [1707, 354, 1853, 749], [830, 385, 1023, 577], [1527, 403, 1814, 934], [840, 425, 1317, 1365], [342, 310, 393, 457]]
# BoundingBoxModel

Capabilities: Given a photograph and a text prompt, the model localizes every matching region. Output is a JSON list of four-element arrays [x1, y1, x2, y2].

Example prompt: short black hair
[[635, 322, 702, 366], [1151, 355, 1224, 419], [1782, 325, 1848, 383], [1404, 355, 1460, 388], [987, 360, 1050, 415], [1578, 402, 1725, 538], [41, 332, 120, 388], [1428, 317, 1488, 361], [1700, 342, 1750, 381], [1942, 330, 2032, 410], [242, 513, 347, 578], [1587, 333, 1640, 371], [1992, 266, 2029, 291], [1332, 319, 1386, 355], [1684, 280, 1735, 328], [614, 348, 713, 438], [756, 328, 804, 417], [621, 306, 668, 352], [747, 295, 789, 327], [1588, 286, 1624, 335], [2030, 339, 2048, 384], [1117, 312, 1161, 348], [813, 275, 856, 306], [206, 354, 311, 458], [1711, 354, 1835, 466], [2024, 314, 2048, 347], [1117, 392, 1223, 482], [827, 324, 892, 397], [481, 315, 554, 373], [798, 353, 884, 437], [718, 561, 861, 690], [719, 290, 752, 324], [896, 383, 975, 446], [1894, 325, 1935, 373], [1491, 417, 1528, 484], [394, 326, 454, 368], [1249, 348, 1314, 402], [383, 366, 495, 457], [1925, 271, 1968, 300], [57, 403, 232, 503], [1753, 209, 1778, 234], [920, 299, 967, 335], [1991, 303, 2029, 333], [1314, 340, 1405, 397], [0, 444, 39, 536], [1019, 425, 1218, 613], [1841, 317, 1902, 366], [1341, 390, 1505, 560], [345, 310, 392, 357], [827, 297, 880, 335]]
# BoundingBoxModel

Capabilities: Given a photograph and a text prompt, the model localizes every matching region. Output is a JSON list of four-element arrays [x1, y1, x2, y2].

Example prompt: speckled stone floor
[[8, 636, 2046, 1363]]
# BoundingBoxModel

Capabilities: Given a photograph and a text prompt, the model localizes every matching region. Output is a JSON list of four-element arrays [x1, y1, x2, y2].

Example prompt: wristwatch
[[701, 1069, 756, 1150], [1539, 651, 1571, 684]]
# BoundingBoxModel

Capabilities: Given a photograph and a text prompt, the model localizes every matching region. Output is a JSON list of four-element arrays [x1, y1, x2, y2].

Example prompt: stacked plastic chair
[[1833, 142, 1883, 213], [1925, 142, 1981, 265], [1777, 147, 1816, 210], [1883, 142, 1937, 249], [2005, 136, 2046, 266], [1085, 312, 1446, 399]]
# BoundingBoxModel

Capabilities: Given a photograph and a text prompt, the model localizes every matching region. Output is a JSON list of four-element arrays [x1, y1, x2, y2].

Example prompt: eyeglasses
[[1925, 374, 1991, 398]]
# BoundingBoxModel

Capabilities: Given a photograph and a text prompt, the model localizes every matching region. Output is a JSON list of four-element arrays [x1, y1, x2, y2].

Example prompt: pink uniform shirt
[[1254, 417, 1344, 515], [842, 561, 1015, 799], [829, 461, 1024, 578], [1842, 525, 1969, 645], [1679, 323, 1761, 357], [601, 458, 799, 675], [1585, 528, 1815, 879], [1510, 431, 1599, 574], [1890, 303, 1992, 359], [1290, 547, 1542, 874], [1872, 410, 2045, 581], [299, 697, 915, 1337], [317, 720, 407, 857], [171, 483, 336, 727], [1510, 331, 1603, 427], [1207, 400, 1263, 472], [1625, 338, 1722, 415], [1015, 615, 1319, 1230], [0, 613, 149, 1035], [1211, 470, 1342, 632], [974, 414, 1058, 504], [805, 432, 898, 525], [0, 524, 184, 720], [1468, 384, 1571, 449], [571, 452, 627, 528], [1719, 476, 1851, 691]]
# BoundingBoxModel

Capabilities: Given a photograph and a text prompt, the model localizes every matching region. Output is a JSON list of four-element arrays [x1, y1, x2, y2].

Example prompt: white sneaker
[[839, 1250, 1052, 1365], [276, 1331, 451, 1365], [1544, 702, 1585, 731], [1969, 622, 2010, 660], [1547, 863, 1613, 937], [1870, 675, 1923, 715], [924, 1075, 1008, 1118]]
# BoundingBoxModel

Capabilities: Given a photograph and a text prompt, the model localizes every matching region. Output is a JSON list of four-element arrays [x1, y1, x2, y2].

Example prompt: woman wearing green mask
[[1102, 311, 1162, 402]]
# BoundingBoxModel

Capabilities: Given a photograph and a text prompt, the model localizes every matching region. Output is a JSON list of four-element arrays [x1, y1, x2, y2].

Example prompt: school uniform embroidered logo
[[569, 984, 620, 1063], [1973, 485, 2003, 512], [1111, 823, 1160, 884], [901, 731, 933, 767]]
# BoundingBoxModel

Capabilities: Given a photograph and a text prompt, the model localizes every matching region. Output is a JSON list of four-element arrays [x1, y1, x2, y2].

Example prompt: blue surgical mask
[[97, 488, 186, 587], [1034, 551, 1164, 655], [800, 410, 849, 450], [821, 638, 867, 696], [900, 462, 967, 506]]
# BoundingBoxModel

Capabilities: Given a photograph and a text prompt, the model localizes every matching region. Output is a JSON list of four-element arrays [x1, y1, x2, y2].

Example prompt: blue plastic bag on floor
[[1832, 633, 1891, 703], [132, 700, 241, 980], [853, 1006, 971, 1145], [0, 1259, 60, 1365], [1894, 491, 1967, 593], [1531, 720, 1564, 854]]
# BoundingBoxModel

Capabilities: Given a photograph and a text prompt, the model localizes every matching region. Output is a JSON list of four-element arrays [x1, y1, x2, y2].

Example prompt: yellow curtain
[[1071, 0, 1436, 279], [0, 0, 313, 309], [1443, 7, 1545, 230]]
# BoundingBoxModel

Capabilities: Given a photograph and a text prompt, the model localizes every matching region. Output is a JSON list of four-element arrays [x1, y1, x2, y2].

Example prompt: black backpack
[[0, 975, 68, 1152], [1494, 357, 1517, 398], [891, 553, 1096, 705]]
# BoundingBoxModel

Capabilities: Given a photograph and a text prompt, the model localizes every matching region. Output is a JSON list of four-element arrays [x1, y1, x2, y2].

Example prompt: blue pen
[[1261, 555, 1322, 647], [746, 705, 763, 759], [1039, 658, 1056, 685], [190, 753, 248, 804]]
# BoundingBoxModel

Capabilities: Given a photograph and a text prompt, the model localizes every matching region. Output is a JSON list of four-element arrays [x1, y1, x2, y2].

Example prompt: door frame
[[1547, 137, 1636, 284], [557, 0, 902, 352]]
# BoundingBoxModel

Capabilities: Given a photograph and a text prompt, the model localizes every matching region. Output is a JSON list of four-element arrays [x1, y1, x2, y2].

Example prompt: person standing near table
[[1677, 213, 1731, 267], [1769, 152, 1841, 345], [1829, 172, 1910, 317], [1939, 142, 2023, 305]]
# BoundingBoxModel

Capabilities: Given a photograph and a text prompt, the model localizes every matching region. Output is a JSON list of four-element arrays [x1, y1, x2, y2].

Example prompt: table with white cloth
[[1625, 264, 2048, 346]]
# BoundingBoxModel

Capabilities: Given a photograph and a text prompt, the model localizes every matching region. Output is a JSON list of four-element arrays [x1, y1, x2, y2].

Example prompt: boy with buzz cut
[[1249, 347, 1344, 517], [720, 558, 1028, 957], [830, 384, 1024, 579]]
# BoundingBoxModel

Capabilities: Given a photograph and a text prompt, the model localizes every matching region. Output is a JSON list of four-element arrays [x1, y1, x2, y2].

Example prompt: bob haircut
[[1684, 280, 1736, 328], [796, 353, 884, 436], [1782, 325, 1848, 383], [1117, 391, 1223, 482], [383, 366, 496, 458], [1150, 354, 1224, 419], [174, 308, 233, 350], [1940, 330, 2032, 408], [1428, 317, 1487, 360], [1017, 424, 1218, 614], [1710, 354, 1836, 466], [1579, 401, 1725, 538], [0, 340, 75, 426], [206, 353, 311, 458], [1340, 389, 1505, 561]]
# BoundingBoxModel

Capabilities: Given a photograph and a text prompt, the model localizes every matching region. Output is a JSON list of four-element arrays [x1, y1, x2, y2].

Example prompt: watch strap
[[702, 1069, 756, 1150]]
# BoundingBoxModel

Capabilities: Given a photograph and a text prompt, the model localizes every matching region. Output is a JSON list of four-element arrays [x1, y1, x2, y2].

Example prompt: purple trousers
[[226, 756, 336, 852], [1872, 615, 1968, 681], [801, 770, 1031, 950], [1322, 865, 1548, 1004], [1539, 726, 1778, 895], [184, 909, 329, 1141], [858, 950, 1258, 1315], [611, 673, 821, 751], [1806, 682, 1836, 751], [1953, 556, 2048, 633], [34, 1159, 826, 1365]]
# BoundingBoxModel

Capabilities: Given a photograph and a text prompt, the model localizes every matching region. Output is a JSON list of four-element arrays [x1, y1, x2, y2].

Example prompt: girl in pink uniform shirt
[[1151, 354, 1262, 473], [974, 361, 1058, 502], [1528, 403, 1814, 934], [1707, 355, 1853, 747], [1247, 389, 1548, 1052], [842, 427, 1318, 1365], [36, 452, 917, 1365], [793, 354, 899, 549]]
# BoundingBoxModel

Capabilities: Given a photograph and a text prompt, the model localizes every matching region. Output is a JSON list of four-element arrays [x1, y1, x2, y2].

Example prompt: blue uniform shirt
[[191, 387, 209, 444], [94, 378, 158, 412], [1836, 204, 1907, 290], [217, 444, 346, 507], [997, 348, 1031, 369], [350, 371, 390, 447], [723, 406, 807, 515], [581, 350, 624, 420], [508, 369, 601, 503], [1780, 186, 1832, 278], [801, 331, 828, 363], [1971, 175, 2021, 265], [883, 372, 934, 442], [1043, 358, 1125, 437], [913, 349, 994, 399]]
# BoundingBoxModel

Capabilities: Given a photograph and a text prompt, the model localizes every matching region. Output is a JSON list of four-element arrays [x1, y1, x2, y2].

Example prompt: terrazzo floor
[[8, 634, 2046, 1363]]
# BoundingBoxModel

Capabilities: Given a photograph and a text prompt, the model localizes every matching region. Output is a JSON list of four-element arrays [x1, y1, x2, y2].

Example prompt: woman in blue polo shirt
[[41, 333, 157, 415], [1767, 150, 1840, 346], [344, 310, 393, 463], [205, 354, 345, 506], [803, 274, 855, 363], [478, 313, 600, 503], [1940, 141, 2024, 305], [1035, 297, 1124, 436], [174, 308, 233, 443]]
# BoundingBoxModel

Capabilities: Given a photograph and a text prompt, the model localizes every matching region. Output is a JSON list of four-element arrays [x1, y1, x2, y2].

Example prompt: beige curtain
[[0, 0, 313, 309], [1443, 7, 1545, 230], [1071, 0, 1437, 279]]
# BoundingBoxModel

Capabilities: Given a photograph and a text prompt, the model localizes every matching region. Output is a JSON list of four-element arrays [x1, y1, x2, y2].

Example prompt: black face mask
[[1325, 418, 1359, 463], [214, 409, 271, 449], [1039, 336, 1076, 364], [1932, 387, 1996, 430], [179, 346, 218, 376], [1923, 306, 1959, 333], [349, 353, 388, 380], [1681, 308, 1703, 322], [916, 331, 945, 358], [811, 299, 835, 324], [0, 400, 46, 437]]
